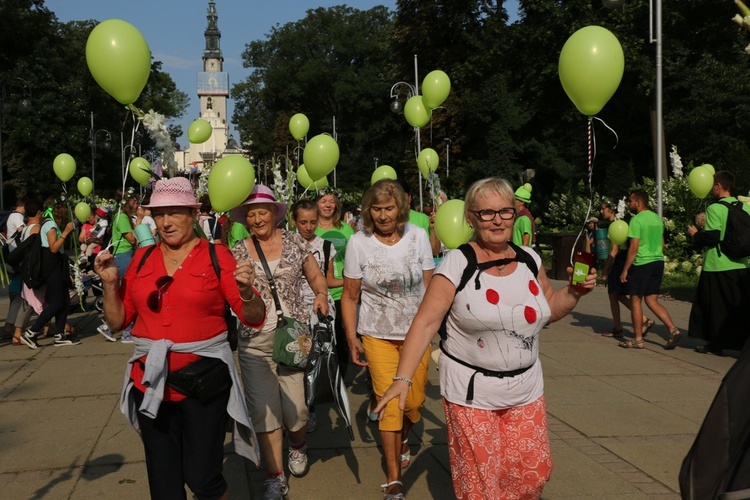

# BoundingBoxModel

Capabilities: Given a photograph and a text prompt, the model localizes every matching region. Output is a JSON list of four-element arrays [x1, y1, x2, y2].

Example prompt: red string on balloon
[[587, 118, 594, 189]]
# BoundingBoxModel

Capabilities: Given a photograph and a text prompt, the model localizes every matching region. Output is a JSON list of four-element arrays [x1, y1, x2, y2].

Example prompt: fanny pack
[[439, 341, 533, 403], [166, 357, 232, 404]]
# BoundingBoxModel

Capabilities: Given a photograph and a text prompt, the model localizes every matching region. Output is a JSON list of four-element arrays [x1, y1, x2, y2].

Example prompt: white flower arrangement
[[616, 198, 627, 220], [132, 107, 178, 175], [664, 218, 676, 231], [733, 0, 750, 52], [669, 145, 684, 178], [272, 160, 296, 227], [679, 261, 694, 273]]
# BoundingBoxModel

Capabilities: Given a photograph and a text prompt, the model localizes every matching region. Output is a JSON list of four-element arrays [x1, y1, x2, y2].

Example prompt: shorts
[[361, 335, 430, 432], [607, 258, 627, 295], [626, 260, 664, 296]]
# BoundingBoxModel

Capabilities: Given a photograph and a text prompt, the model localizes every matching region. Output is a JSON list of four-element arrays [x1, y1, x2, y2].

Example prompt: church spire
[[203, 0, 222, 62]]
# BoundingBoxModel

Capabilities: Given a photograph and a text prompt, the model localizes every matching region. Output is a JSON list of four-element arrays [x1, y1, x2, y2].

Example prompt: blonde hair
[[360, 180, 410, 235], [464, 178, 516, 219]]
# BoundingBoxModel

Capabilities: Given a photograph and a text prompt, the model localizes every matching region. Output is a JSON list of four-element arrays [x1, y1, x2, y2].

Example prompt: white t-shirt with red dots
[[436, 245, 551, 410]]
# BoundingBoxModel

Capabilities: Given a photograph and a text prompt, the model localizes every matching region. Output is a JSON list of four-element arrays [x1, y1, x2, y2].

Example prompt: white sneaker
[[263, 474, 289, 500], [288, 444, 309, 477], [97, 323, 116, 342]]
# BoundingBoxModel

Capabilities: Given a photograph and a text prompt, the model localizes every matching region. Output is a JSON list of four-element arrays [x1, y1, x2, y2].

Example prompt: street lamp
[[444, 138, 451, 178], [88, 112, 111, 194], [389, 55, 424, 210], [0, 77, 32, 210]]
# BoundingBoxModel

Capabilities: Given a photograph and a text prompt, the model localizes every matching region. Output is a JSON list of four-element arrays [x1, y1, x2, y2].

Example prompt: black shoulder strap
[[322, 239, 332, 274], [252, 236, 283, 318], [455, 244, 478, 294], [135, 245, 157, 273], [508, 241, 539, 277], [208, 242, 221, 280], [455, 242, 539, 293]]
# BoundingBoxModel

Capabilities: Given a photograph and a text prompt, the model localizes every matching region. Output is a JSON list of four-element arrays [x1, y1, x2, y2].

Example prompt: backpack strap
[[456, 242, 539, 293], [208, 242, 221, 280], [322, 239, 332, 275]]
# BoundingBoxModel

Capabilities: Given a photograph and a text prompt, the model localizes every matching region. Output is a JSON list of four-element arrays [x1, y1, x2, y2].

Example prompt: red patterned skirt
[[443, 396, 552, 500]]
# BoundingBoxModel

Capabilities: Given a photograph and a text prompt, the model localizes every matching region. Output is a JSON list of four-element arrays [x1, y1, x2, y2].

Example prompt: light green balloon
[[303, 134, 340, 180], [434, 199, 474, 249], [188, 119, 212, 144], [129, 157, 152, 186], [422, 70, 451, 109], [701, 163, 715, 175], [74, 202, 92, 223], [85, 19, 151, 105], [688, 166, 713, 199], [298, 165, 329, 190], [404, 95, 432, 128], [607, 220, 629, 246], [371, 165, 397, 184], [558, 26, 624, 116], [208, 156, 256, 212], [53, 153, 76, 182], [417, 148, 439, 178], [289, 113, 310, 141], [77, 177, 93, 197]]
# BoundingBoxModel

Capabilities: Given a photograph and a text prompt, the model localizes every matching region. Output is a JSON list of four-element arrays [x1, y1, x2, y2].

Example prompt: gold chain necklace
[[163, 243, 196, 266]]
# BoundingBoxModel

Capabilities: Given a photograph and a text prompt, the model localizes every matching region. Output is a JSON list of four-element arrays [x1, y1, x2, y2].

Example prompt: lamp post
[[0, 77, 32, 210], [88, 112, 111, 194], [121, 132, 137, 184], [389, 55, 423, 210], [444, 138, 451, 178]]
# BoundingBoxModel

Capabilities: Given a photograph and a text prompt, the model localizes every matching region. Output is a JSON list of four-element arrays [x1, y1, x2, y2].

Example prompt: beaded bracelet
[[392, 376, 412, 387]]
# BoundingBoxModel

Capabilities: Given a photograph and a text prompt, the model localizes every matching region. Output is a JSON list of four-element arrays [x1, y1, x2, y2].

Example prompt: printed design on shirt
[[369, 238, 423, 299]]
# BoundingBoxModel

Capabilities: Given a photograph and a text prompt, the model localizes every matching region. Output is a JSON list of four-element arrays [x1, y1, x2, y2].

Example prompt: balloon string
[[588, 118, 594, 189], [593, 116, 619, 148]]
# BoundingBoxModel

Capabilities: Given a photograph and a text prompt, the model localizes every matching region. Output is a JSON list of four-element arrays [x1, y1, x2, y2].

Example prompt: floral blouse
[[232, 229, 312, 337]]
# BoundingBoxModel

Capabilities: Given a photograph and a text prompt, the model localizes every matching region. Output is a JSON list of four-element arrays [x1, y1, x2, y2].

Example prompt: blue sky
[[46, 0, 519, 148]]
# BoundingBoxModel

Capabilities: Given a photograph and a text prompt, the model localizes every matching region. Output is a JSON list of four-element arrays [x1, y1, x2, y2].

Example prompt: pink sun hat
[[142, 177, 201, 209], [229, 184, 288, 226]]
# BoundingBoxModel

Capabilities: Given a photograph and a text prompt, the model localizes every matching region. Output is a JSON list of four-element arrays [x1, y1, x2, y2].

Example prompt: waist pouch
[[439, 341, 532, 403], [166, 357, 232, 404]]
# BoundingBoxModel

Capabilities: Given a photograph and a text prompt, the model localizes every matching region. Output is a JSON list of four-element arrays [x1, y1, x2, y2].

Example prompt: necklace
[[163, 242, 196, 266], [377, 232, 398, 244], [258, 233, 277, 246]]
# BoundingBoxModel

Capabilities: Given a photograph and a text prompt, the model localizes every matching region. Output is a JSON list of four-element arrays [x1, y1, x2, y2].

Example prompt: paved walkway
[[0, 282, 735, 499]]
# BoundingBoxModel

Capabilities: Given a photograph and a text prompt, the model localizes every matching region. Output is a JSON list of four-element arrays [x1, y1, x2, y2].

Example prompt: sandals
[[400, 438, 410, 469], [382, 480, 405, 500], [602, 328, 624, 339], [618, 339, 645, 349], [642, 319, 655, 337], [664, 328, 681, 350]]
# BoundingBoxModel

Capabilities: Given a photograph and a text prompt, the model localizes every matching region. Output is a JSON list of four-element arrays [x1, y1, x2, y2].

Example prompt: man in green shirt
[[402, 184, 440, 256], [687, 170, 750, 355], [619, 189, 680, 350], [512, 184, 535, 247]]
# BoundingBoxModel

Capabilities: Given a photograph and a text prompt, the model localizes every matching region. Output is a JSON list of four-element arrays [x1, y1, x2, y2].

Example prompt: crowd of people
[[2, 169, 747, 499]]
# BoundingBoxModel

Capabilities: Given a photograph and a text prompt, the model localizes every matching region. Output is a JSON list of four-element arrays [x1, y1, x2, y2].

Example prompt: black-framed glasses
[[147, 275, 174, 312], [471, 208, 516, 222]]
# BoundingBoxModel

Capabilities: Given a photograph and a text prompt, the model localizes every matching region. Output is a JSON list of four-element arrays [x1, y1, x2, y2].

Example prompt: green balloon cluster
[[298, 165, 329, 190], [422, 70, 451, 109], [188, 119, 212, 144], [303, 134, 340, 181], [85, 19, 151, 106], [74, 202, 92, 223], [77, 177, 93, 197], [434, 200, 474, 249], [559, 26, 624, 116], [404, 96, 431, 128], [688, 165, 715, 199], [289, 113, 310, 141], [53, 153, 76, 182], [208, 156, 255, 212], [607, 220, 629, 246], [371, 165, 397, 184], [129, 157, 152, 186], [417, 148, 439, 179]]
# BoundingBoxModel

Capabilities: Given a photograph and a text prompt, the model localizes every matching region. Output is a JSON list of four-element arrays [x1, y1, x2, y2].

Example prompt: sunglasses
[[147, 275, 174, 312]]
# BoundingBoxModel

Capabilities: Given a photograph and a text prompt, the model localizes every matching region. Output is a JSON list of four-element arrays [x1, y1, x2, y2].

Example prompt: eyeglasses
[[147, 275, 174, 312], [471, 208, 516, 222]]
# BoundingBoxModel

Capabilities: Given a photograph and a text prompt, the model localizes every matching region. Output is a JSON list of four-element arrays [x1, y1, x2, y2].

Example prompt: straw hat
[[229, 184, 288, 226], [142, 177, 201, 209]]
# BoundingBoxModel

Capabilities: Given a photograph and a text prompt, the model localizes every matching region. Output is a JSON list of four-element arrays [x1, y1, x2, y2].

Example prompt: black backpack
[[8, 230, 58, 289], [717, 200, 750, 259]]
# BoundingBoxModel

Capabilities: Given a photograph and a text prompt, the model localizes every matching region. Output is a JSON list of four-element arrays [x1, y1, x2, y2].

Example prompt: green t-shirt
[[228, 222, 250, 249], [627, 209, 663, 265], [111, 211, 134, 255], [409, 210, 431, 236], [315, 223, 355, 301], [703, 197, 750, 272], [512, 215, 532, 246]]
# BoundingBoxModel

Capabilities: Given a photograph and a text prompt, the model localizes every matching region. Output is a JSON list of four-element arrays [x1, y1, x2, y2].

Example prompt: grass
[[660, 272, 698, 303]]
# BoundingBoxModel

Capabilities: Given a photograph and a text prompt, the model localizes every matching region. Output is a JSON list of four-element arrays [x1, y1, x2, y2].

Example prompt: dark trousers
[[30, 263, 68, 334], [132, 387, 230, 500]]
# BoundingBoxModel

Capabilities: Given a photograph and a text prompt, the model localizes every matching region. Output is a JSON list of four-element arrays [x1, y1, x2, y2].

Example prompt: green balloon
[[53, 153, 76, 182], [74, 202, 92, 223], [208, 155, 256, 212], [688, 166, 714, 199], [607, 220, 629, 246], [404, 95, 432, 128], [417, 148, 439, 179], [85, 19, 151, 105], [77, 177, 93, 197], [422, 70, 451, 109], [701, 163, 715, 175], [559, 26, 624, 116], [298, 165, 329, 190], [303, 134, 340, 180], [289, 113, 310, 141], [129, 157, 152, 186], [434, 199, 474, 249], [188, 119, 212, 144], [371, 165, 397, 184]]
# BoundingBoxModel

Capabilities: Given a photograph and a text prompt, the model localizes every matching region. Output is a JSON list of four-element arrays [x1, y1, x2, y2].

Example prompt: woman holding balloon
[[374, 178, 596, 499]]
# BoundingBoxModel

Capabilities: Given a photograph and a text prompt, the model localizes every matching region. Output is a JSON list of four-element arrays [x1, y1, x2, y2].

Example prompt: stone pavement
[[0, 282, 735, 499]]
